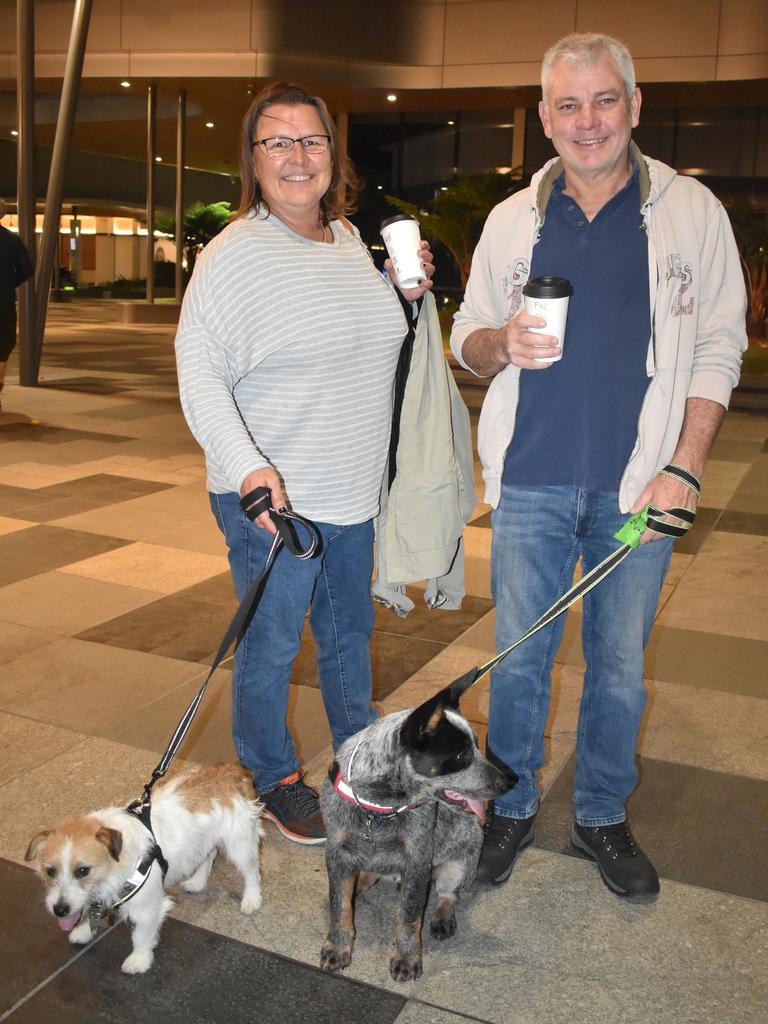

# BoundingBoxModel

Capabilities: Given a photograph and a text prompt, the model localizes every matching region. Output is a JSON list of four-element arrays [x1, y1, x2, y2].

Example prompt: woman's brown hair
[[237, 82, 361, 223]]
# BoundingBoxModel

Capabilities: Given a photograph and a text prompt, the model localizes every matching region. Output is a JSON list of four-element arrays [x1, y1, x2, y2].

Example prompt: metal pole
[[146, 84, 157, 303], [32, 0, 92, 376], [16, 0, 36, 386], [175, 89, 186, 302]]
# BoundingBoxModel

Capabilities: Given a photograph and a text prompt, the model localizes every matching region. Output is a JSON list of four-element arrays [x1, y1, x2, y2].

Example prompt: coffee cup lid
[[522, 275, 573, 298], [380, 213, 419, 230]]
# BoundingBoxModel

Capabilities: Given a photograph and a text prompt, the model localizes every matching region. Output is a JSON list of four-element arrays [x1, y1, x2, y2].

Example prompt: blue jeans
[[211, 492, 377, 793], [489, 484, 673, 827]]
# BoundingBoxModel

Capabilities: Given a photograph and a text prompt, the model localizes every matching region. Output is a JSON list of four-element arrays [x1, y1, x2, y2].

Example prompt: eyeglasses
[[253, 134, 331, 157]]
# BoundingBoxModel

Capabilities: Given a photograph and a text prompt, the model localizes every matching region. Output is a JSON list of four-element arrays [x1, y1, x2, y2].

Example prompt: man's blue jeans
[[211, 492, 377, 794], [489, 484, 673, 827]]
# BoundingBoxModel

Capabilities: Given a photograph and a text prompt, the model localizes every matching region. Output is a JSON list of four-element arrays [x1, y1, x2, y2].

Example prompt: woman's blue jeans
[[489, 484, 673, 827], [211, 492, 377, 793]]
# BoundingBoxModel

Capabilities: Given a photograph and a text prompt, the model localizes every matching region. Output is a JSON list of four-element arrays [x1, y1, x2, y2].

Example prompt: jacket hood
[[529, 141, 678, 220]]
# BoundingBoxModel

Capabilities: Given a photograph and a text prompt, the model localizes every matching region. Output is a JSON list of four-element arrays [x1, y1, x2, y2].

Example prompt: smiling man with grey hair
[[452, 32, 746, 899]]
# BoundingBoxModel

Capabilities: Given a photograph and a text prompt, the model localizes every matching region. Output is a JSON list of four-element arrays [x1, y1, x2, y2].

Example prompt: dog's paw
[[240, 890, 262, 915], [389, 953, 422, 983], [320, 941, 352, 972], [429, 914, 457, 941], [69, 920, 94, 945], [121, 949, 154, 975]]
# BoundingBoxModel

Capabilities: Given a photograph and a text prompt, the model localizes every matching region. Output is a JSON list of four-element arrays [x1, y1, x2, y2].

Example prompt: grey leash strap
[[137, 488, 320, 804], [465, 466, 701, 690]]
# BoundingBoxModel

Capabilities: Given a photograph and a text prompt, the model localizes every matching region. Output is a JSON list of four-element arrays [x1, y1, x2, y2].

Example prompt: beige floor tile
[[151, 518, 228, 556], [464, 553, 491, 598], [664, 551, 694, 587], [698, 459, 750, 508], [0, 712, 82, 787], [0, 620, 60, 664], [638, 678, 768, 779], [0, 516, 34, 536], [59, 541, 228, 592], [0, 571, 159, 635], [53, 499, 206, 541], [655, 588, 768, 641], [0, 636, 205, 734], [0, 736, 166, 865], [671, 531, 768, 597]]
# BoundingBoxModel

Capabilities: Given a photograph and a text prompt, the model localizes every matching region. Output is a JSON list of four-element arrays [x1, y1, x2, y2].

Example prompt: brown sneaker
[[261, 771, 326, 845]]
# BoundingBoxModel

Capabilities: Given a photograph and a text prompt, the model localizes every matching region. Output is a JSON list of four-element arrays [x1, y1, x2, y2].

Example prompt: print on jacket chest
[[666, 253, 695, 318], [502, 258, 530, 320]]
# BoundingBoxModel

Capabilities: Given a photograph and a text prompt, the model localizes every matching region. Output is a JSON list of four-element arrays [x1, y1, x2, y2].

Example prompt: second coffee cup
[[522, 276, 573, 363], [380, 214, 423, 290]]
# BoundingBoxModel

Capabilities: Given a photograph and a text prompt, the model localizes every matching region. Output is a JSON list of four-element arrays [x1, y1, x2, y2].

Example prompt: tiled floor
[[1, 302, 766, 1024]]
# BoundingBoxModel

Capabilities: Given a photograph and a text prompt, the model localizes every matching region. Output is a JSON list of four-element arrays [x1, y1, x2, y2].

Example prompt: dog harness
[[88, 802, 169, 924]]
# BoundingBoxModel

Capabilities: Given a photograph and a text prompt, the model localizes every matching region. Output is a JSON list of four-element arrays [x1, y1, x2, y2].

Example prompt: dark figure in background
[[0, 198, 34, 412]]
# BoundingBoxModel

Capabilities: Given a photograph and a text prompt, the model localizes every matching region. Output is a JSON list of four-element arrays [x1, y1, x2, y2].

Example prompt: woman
[[175, 83, 433, 844], [0, 199, 34, 412]]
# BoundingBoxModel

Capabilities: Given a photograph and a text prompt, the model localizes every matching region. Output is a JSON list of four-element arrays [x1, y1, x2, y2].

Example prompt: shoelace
[[286, 777, 320, 816], [487, 815, 528, 846], [595, 823, 637, 857]]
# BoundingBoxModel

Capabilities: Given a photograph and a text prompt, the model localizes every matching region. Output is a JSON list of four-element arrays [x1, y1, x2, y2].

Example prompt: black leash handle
[[138, 488, 320, 803]]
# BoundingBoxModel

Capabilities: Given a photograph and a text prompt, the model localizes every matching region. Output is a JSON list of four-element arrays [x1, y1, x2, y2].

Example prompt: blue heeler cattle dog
[[319, 670, 516, 981]]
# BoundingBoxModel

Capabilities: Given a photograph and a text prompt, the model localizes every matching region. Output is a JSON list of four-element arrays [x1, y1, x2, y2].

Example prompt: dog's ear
[[401, 693, 447, 747], [444, 666, 479, 708], [95, 826, 123, 862], [25, 830, 51, 863]]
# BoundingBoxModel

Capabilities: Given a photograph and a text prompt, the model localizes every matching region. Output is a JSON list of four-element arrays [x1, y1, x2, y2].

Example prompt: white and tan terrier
[[26, 763, 263, 974]]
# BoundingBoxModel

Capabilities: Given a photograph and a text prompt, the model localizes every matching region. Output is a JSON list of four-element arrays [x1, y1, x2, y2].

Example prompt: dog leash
[[452, 465, 700, 696], [135, 486, 320, 805]]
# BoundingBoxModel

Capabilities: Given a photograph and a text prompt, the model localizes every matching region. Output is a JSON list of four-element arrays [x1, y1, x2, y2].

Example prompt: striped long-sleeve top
[[175, 209, 407, 525]]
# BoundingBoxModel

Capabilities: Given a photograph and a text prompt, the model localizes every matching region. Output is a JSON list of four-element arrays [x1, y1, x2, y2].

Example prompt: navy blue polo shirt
[[502, 165, 651, 492]]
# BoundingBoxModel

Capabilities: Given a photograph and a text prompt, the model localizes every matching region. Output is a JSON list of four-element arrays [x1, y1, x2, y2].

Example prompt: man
[[451, 33, 746, 899], [0, 199, 34, 412]]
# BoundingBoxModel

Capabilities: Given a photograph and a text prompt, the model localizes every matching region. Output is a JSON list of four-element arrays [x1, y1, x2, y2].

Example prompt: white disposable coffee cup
[[522, 276, 573, 363], [380, 214, 423, 289]]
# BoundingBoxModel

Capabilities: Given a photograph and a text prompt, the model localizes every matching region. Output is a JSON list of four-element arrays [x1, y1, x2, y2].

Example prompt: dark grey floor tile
[[181, 571, 236, 605], [77, 594, 233, 663], [0, 526, 131, 581], [0, 859, 86, 1017], [469, 511, 492, 530], [293, 627, 444, 702], [0, 421, 132, 443], [644, 624, 767, 698], [727, 456, 768, 513], [672, 506, 721, 554], [2, 863, 406, 1024], [38, 377, 135, 395], [374, 593, 493, 644], [536, 754, 768, 901], [708, 438, 763, 462], [714, 509, 768, 536]]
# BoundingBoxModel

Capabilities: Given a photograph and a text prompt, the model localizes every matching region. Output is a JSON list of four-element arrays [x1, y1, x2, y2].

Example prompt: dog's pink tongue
[[57, 912, 82, 933], [465, 797, 486, 822]]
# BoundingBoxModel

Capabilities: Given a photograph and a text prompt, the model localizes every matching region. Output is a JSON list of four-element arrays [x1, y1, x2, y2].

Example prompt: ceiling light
[[447, 120, 455, 126], [386, 94, 397, 102], [10, 129, 18, 136], [205, 122, 215, 128], [120, 80, 131, 88], [155, 156, 162, 162]]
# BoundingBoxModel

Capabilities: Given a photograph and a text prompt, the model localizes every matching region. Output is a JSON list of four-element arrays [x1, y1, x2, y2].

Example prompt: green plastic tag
[[614, 506, 649, 549]]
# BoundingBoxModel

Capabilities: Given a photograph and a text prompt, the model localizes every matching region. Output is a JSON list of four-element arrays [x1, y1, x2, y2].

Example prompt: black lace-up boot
[[474, 811, 535, 886], [571, 821, 659, 900]]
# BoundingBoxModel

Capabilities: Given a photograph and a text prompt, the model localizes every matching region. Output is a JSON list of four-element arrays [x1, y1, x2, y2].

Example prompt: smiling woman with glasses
[[175, 80, 435, 846], [254, 134, 331, 156]]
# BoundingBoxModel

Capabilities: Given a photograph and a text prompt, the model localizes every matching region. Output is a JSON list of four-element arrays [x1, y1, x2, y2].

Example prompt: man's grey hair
[[541, 33, 636, 101]]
